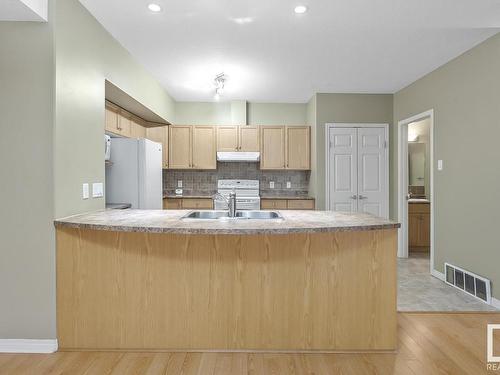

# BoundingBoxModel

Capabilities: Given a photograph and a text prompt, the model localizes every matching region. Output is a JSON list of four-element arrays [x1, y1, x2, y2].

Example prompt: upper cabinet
[[239, 126, 260, 151], [217, 126, 239, 151], [286, 126, 310, 170], [169, 125, 216, 170], [216, 125, 260, 152], [260, 126, 310, 170], [131, 118, 146, 139], [169, 126, 192, 169], [192, 126, 217, 169], [105, 103, 130, 138], [260, 126, 286, 169], [146, 125, 169, 169]]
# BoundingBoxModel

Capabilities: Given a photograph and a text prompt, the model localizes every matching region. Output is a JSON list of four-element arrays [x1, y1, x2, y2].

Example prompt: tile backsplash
[[163, 162, 310, 197]]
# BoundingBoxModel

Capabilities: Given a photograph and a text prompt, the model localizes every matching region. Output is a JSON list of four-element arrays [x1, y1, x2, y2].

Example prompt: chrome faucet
[[213, 191, 237, 217]]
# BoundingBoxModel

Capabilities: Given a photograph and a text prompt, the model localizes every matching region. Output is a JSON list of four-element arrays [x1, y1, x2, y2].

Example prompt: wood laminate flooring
[[1, 313, 500, 374]]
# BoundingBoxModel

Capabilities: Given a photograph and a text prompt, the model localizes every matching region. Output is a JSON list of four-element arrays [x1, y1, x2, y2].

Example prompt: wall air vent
[[444, 263, 491, 304]]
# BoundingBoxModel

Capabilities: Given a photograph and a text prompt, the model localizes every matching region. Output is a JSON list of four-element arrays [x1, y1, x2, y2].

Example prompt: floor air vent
[[445, 263, 491, 304]]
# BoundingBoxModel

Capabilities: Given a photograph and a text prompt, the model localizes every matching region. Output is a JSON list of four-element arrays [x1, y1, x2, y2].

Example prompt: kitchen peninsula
[[55, 210, 399, 352]]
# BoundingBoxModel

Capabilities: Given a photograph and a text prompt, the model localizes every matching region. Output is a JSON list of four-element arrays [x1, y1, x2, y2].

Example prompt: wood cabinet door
[[105, 106, 119, 134], [130, 119, 146, 139], [260, 126, 285, 169], [192, 126, 216, 169], [117, 113, 132, 137], [239, 126, 260, 152], [418, 213, 430, 247], [181, 198, 213, 210], [286, 126, 310, 170], [261, 199, 288, 210], [146, 126, 169, 168], [287, 199, 315, 210], [408, 213, 420, 248], [163, 199, 182, 209], [169, 126, 192, 169], [217, 126, 239, 151]]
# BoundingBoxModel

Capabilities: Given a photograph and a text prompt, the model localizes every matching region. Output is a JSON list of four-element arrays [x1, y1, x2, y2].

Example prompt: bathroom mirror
[[408, 143, 426, 187]]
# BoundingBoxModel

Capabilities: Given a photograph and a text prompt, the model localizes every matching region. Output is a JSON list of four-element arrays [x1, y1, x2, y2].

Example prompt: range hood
[[217, 152, 260, 162]]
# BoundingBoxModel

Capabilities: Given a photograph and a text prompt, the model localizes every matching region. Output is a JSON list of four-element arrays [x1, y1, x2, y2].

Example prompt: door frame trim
[[397, 110, 434, 275], [325, 123, 389, 218]]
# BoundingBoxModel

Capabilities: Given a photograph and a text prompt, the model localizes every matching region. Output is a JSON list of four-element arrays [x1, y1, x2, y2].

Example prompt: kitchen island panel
[[57, 227, 397, 351]]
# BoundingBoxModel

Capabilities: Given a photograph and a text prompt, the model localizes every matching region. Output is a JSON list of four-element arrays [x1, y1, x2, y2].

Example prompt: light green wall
[[174, 101, 308, 126], [247, 103, 307, 125], [306, 95, 317, 198], [54, 0, 175, 218], [394, 32, 500, 298], [0, 18, 55, 338], [314, 93, 394, 210], [175, 102, 232, 125]]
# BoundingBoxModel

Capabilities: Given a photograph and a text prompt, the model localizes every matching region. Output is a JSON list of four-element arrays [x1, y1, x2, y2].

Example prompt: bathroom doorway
[[397, 110, 434, 274]]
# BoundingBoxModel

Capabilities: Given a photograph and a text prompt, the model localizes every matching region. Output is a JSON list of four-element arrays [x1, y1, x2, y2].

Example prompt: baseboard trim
[[0, 339, 58, 353], [491, 297, 500, 310], [431, 269, 445, 281]]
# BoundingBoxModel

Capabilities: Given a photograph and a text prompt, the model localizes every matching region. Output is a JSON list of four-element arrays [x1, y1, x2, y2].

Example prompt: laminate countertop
[[54, 209, 399, 235]]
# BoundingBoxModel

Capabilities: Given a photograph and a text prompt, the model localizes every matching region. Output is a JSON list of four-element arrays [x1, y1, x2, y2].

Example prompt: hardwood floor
[[1, 313, 500, 374]]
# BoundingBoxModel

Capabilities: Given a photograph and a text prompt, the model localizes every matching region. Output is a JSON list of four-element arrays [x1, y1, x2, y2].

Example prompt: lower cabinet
[[261, 198, 315, 210], [163, 198, 213, 210], [408, 202, 430, 251]]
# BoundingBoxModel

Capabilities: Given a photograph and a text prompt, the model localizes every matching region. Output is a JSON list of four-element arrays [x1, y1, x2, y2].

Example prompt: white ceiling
[[0, 0, 47, 21], [79, 0, 500, 102]]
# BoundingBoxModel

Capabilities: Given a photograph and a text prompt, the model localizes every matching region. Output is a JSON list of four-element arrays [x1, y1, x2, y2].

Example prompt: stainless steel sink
[[235, 211, 283, 219], [181, 210, 283, 220]]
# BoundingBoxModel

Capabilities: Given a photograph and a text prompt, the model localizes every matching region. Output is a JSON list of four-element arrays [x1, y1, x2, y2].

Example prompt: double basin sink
[[181, 210, 283, 220]]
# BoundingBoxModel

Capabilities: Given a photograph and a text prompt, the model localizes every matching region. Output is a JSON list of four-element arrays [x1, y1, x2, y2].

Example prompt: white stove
[[215, 179, 260, 210]]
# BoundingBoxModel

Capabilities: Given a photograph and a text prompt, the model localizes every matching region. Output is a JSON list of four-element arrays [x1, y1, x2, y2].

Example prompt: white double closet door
[[328, 126, 388, 218]]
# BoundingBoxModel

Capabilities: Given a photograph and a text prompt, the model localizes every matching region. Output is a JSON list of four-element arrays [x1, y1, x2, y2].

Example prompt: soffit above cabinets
[[80, 0, 500, 102], [105, 80, 170, 125], [0, 0, 47, 21]]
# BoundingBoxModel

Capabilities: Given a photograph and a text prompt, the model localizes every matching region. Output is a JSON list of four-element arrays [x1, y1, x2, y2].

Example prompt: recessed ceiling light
[[148, 3, 162, 12], [294, 5, 308, 14]]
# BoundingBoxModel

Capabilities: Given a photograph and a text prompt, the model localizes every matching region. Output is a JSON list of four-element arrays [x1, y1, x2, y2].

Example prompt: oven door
[[214, 197, 261, 210], [235, 198, 261, 210]]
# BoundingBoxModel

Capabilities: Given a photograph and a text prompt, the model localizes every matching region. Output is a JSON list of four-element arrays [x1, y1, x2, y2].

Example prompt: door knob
[[358, 195, 367, 200], [350, 195, 358, 200]]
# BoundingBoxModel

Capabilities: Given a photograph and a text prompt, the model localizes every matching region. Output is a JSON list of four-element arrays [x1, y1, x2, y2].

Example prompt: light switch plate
[[92, 182, 104, 198], [270, 181, 275, 189], [438, 160, 443, 171], [82, 183, 89, 200], [178, 180, 183, 188], [286, 181, 291, 189]]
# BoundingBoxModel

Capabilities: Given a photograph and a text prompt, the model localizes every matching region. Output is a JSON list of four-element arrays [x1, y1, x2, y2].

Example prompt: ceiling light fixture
[[214, 73, 226, 100], [148, 3, 162, 12], [231, 17, 254, 25], [294, 5, 308, 14]]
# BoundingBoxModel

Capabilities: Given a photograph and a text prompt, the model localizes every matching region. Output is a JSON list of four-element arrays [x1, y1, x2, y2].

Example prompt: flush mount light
[[214, 73, 226, 100], [148, 3, 162, 12], [294, 5, 308, 14]]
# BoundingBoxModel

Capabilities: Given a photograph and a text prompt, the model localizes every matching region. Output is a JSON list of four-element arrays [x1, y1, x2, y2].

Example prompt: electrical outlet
[[82, 183, 89, 200], [178, 180, 183, 188], [92, 182, 104, 198], [270, 181, 275, 189], [286, 181, 291, 189]]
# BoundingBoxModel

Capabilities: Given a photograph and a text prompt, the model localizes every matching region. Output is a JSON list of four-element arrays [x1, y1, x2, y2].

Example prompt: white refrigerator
[[105, 138, 162, 209]]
